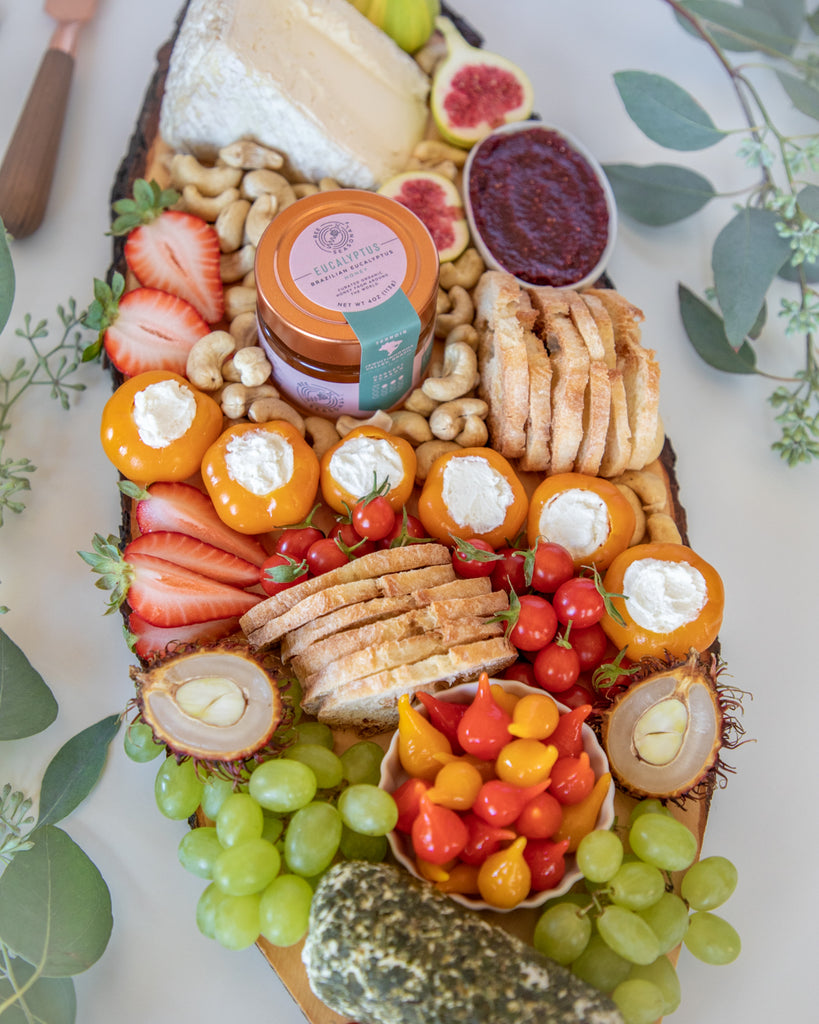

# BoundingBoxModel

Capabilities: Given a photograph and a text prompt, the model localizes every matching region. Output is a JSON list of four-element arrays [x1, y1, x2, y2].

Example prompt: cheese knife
[[0, 0, 100, 239]]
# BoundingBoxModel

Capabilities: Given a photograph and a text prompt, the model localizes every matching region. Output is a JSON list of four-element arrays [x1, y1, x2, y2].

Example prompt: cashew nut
[[613, 484, 646, 546], [181, 184, 240, 222], [403, 387, 439, 417], [407, 156, 459, 180], [444, 322, 479, 351], [412, 138, 468, 167], [186, 331, 236, 391], [221, 382, 280, 419], [224, 285, 257, 320], [612, 469, 668, 515], [215, 198, 251, 253], [436, 288, 452, 316], [218, 140, 285, 171], [248, 397, 306, 434], [421, 340, 478, 402], [389, 410, 434, 446], [318, 177, 340, 192], [429, 398, 489, 447], [435, 285, 474, 338], [241, 170, 298, 210], [244, 194, 278, 246], [229, 346, 271, 387], [438, 248, 485, 291], [335, 410, 393, 437], [220, 243, 256, 284], [229, 311, 259, 350], [414, 439, 460, 482], [646, 512, 682, 544], [293, 182, 320, 199], [170, 153, 242, 197], [304, 416, 341, 460]]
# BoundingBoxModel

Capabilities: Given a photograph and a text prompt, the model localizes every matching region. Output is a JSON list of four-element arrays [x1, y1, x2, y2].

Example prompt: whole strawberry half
[[112, 178, 224, 324]]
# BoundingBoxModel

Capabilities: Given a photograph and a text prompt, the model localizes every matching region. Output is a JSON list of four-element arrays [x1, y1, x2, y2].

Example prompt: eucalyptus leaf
[[603, 163, 716, 224], [674, 0, 798, 55], [0, 628, 58, 740], [36, 715, 120, 829], [613, 71, 726, 150], [712, 207, 791, 347], [775, 70, 819, 121], [808, 5, 819, 33], [0, 219, 13, 335], [0, 825, 112, 977], [796, 184, 819, 220], [678, 283, 758, 372], [0, 958, 76, 1023]]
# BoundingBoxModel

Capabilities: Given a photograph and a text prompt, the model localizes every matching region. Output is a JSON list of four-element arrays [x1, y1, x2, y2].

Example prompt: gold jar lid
[[255, 189, 440, 367]]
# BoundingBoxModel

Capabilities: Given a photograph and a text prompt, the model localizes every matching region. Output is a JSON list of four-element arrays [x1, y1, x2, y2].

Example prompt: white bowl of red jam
[[379, 677, 615, 912], [463, 120, 618, 290]]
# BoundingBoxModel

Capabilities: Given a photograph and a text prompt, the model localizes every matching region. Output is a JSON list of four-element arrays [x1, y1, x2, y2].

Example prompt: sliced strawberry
[[128, 610, 241, 660], [80, 534, 261, 627], [133, 481, 269, 567], [125, 532, 261, 589]]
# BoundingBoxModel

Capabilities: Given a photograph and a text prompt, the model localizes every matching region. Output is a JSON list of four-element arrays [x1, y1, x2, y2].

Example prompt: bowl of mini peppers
[[379, 673, 615, 912]]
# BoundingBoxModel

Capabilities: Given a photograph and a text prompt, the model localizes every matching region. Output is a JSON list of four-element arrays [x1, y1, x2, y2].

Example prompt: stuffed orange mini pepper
[[320, 426, 416, 515], [601, 541, 724, 659], [527, 472, 636, 571], [418, 447, 528, 549], [202, 420, 320, 534], [100, 369, 222, 485]]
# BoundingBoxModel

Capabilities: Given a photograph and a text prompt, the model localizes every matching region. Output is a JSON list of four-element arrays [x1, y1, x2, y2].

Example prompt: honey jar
[[255, 189, 439, 418]]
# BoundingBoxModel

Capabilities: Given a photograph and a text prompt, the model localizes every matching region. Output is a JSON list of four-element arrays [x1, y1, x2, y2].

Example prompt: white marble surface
[[0, 1, 817, 1022]]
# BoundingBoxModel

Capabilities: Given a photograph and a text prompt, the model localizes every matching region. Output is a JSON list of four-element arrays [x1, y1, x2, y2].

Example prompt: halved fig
[[430, 17, 534, 148], [132, 643, 282, 766], [378, 170, 469, 261]]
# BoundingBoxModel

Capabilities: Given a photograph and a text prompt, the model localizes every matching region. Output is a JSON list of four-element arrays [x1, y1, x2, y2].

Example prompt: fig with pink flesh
[[378, 170, 470, 262], [430, 17, 534, 149]]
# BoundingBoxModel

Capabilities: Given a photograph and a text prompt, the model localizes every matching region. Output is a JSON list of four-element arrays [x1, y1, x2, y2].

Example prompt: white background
[[1, 1, 817, 1022]]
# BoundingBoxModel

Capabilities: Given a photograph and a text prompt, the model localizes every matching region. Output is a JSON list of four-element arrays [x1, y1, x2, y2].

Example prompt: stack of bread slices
[[240, 545, 517, 735], [474, 271, 663, 478]]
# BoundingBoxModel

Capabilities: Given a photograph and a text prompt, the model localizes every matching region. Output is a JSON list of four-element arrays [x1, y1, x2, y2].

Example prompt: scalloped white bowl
[[379, 677, 615, 912]]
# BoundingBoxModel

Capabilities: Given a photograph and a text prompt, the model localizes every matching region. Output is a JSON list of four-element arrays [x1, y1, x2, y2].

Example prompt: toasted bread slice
[[280, 576, 493, 661], [474, 271, 531, 459], [246, 563, 455, 649], [301, 618, 505, 715], [599, 367, 633, 478], [240, 543, 451, 636], [573, 359, 612, 476], [290, 588, 509, 678], [569, 292, 607, 364], [315, 636, 518, 734], [580, 291, 617, 369], [517, 325, 553, 473]]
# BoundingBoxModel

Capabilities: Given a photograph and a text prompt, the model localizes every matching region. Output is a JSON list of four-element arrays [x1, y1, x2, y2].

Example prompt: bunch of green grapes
[[141, 721, 396, 951], [532, 800, 740, 1024]]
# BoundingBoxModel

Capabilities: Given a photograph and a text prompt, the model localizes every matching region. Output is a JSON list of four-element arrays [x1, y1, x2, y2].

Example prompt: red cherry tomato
[[259, 552, 308, 596], [452, 538, 498, 579], [329, 520, 376, 557], [306, 536, 350, 575], [490, 547, 527, 594], [509, 595, 558, 652], [501, 660, 538, 688], [352, 494, 396, 542], [381, 511, 427, 548], [533, 642, 581, 693], [530, 541, 575, 594], [523, 837, 570, 891], [570, 622, 609, 671], [274, 525, 324, 561], [553, 577, 605, 628]]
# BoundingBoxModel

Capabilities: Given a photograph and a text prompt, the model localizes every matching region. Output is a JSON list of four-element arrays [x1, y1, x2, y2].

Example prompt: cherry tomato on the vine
[[509, 595, 558, 652], [533, 641, 581, 693], [452, 538, 498, 579], [569, 622, 609, 672], [259, 552, 308, 596], [491, 547, 528, 595], [329, 520, 376, 557], [274, 525, 324, 561], [352, 495, 396, 542], [553, 577, 605, 628], [529, 540, 576, 595], [306, 536, 350, 575], [501, 660, 538, 688], [381, 511, 427, 548]]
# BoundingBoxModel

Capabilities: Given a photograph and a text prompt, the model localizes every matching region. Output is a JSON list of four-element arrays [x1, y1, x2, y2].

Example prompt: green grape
[[123, 721, 164, 762], [339, 825, 388, 862], [611, 978, 665, 1024], [576, 829, 624, 883], [340, 740, 385, 786], [213, 837, 281, 896], [629, 813, 698, 872], [259, 874, 314, 947], [212, 892, 262, 951], [571, 934, 631, 992], [597, 905, 661, 966], [629, 956, 682, 1015], [292, 721, 335, 749], [683, 910, 741, 965], [196, 881, 229, 940], [216, 792, 264, 848], [261, 813, 284, 845], [608, 860, 666, 911], [178, 826, 223, 879], [249, 758, 317, 813], [284, 801, 342, 877], [627, 799, 671, 826], [680, 855, 738, 910], [533, 902, 592, 965], [337, 784, 398, 836], [200, 775, 234, 821], [284, 743, 344, 789], [154, 755, 204, 820], [638, 891, 689, 955]]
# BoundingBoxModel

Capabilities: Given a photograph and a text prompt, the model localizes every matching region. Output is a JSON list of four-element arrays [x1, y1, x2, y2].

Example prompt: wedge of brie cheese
[[159, 0, 431, 188]]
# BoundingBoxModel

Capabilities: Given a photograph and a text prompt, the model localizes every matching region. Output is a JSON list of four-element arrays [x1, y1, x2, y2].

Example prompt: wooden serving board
[[107, 6, 712, 1022]]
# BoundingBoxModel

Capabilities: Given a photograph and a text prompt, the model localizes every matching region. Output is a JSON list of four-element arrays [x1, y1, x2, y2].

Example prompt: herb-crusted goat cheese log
[[303, 861, 624, 1024]]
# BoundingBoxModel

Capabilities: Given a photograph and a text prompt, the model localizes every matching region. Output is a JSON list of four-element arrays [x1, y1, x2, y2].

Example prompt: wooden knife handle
[[0, 48, 75, 239]]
